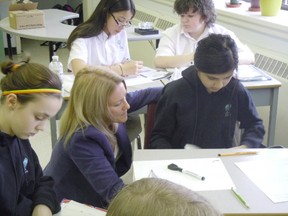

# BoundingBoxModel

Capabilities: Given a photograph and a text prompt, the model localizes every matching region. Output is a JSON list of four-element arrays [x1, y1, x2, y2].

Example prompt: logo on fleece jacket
[[224, 104, 232, 117], [23, 157, 29, 174]]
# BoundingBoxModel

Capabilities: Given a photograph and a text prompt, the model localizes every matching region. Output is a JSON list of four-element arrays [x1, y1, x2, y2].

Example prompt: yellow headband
[[2, 88, 62, 96]]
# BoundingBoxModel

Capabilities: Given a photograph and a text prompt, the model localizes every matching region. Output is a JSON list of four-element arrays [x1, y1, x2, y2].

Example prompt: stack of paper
[[237, 65, 271, 82]]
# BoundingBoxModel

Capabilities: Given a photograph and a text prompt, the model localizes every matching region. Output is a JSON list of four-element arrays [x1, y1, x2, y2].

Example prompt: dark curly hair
[[174, 0, 216, 27]]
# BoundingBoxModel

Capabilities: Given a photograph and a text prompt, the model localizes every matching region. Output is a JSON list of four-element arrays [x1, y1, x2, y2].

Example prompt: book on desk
[[237, 65, 272, 82]]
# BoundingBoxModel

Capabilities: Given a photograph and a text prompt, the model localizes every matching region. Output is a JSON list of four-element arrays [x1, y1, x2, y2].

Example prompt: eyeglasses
[[110, 13, 132, 28]]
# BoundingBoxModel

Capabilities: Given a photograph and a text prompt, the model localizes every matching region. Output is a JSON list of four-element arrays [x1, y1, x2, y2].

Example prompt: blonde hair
[[107, 178, 222, 216], [59, 66, 124, 147]]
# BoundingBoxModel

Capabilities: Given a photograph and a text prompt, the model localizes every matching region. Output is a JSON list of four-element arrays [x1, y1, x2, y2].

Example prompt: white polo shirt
[[156, 23, 247, 57], [156, 23, 251, 80], [68, 30, 130, 71]]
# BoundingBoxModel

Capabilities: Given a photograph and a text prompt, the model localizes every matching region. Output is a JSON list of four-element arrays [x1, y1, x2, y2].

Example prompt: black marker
[[168, 163, 205, 181]]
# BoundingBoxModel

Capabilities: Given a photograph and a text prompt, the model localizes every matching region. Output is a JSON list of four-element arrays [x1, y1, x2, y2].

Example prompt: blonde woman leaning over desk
[[154, 0, 254, 80], [44, 67, 162, 209], [107, 178, 222, 216], [67, 0, 143, 76]]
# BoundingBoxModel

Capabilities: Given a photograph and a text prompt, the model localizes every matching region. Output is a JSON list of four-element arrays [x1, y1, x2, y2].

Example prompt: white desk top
[[134, 149, 288, 215], [0, 9, 78, 42], [0, 9, 161, 43]]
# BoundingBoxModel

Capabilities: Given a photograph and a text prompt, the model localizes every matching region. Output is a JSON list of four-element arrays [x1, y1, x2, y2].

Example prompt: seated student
[[44, 67, 162, 209], [106, 178, 222, 216], [68, 0, 144, 142], [150, 34, 265, 149], [154, 0, 255, 80], [0, 59, 62, 216], [67, 0, 143, 75]]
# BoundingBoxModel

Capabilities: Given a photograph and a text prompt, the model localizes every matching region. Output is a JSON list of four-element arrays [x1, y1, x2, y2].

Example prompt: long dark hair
[[174, 0, 216, 28], [67, 0, 136, 50]]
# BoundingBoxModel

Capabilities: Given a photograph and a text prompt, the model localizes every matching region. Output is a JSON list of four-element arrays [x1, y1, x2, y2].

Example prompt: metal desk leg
[[6, 33, 13, 59], [267, 87, 279, 147], [48, 41, 54, 62]]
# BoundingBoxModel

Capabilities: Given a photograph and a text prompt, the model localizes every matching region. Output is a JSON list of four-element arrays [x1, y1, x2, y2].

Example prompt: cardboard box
[[8, 2, 45, 29]]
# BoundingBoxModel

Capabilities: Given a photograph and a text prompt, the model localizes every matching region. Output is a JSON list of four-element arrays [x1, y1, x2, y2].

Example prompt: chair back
[[144, 103, 157, 149]]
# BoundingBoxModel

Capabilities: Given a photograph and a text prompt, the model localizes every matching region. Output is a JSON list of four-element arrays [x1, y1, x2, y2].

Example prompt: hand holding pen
[[121, 59, 143, 76]]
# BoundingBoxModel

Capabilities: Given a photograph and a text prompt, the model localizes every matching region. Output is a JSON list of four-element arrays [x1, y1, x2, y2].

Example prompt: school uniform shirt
[[44, 87, 162, 209], [156, 23, 252, 80], [68, 30, 130, 71], [0, 132, 60, 216], [150, 67, 265, 149]]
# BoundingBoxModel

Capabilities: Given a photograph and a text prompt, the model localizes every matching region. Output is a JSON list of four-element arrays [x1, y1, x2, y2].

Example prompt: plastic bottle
[[49, 55, 64, 94]]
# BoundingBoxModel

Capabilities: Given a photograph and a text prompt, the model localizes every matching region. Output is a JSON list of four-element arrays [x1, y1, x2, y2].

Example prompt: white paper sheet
[[133, 158, 235, 191], [62, 73, 154, 94], [235, 159, 288, 203], [54, 200, 106, 216]]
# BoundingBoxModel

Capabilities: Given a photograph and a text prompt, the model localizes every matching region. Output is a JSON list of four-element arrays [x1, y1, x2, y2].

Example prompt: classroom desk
[[0, 9, 79, 61], [0, 9, 161, 61], [242, 78, 281, 147], [133, 148, 288, 216]]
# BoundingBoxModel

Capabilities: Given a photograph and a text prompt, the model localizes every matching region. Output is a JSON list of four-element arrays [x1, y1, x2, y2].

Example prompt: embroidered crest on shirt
[[23, 157, 28, 174], [224, 104, 232, 117], [116, 39, 124, 50]]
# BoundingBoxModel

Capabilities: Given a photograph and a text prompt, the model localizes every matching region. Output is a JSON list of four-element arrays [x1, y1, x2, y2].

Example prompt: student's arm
[[71, 58, 87, 75], [71, 58, 143, 76], [32, 204, 52, 216], [226, 30, 255, 65], [237, 45, 255, 65], [237, 86, 265, 148], [154, 53, 194, 69], [126, 87, 163, 113], [31, 150, 61, 215]]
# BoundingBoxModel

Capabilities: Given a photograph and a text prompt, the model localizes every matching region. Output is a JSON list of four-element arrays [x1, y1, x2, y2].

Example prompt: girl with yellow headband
[[0, 59, 62, 216]]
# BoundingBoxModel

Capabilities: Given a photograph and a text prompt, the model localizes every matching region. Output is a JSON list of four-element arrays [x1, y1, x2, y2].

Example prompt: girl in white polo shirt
[[67, 0, 143, 76]]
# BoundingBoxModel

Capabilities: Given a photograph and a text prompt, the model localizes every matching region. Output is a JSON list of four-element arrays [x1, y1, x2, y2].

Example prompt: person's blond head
[[107, 178, 222, 216], [59, 66, 124, 147]]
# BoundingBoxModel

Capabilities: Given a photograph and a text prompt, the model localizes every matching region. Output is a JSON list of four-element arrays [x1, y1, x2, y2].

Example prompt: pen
[[167, 163, 205, 181], [160, 79, 166, 86], [218, 151, 257, 157], [182, 169, 205, 181], [231, 187, 250, 208]]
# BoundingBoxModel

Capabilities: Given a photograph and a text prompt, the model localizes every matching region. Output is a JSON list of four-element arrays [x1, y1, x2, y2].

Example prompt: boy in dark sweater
[[150, 34, 265, 149]]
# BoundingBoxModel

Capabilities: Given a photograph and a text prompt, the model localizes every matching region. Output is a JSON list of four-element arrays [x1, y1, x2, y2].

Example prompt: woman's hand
[[122, 60, 143, 76]]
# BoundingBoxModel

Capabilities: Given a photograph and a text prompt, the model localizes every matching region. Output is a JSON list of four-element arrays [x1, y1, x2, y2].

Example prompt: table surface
[[0, 9, 161, 43], [134, 148, 288, 215], [0, 9, 78, 42]]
